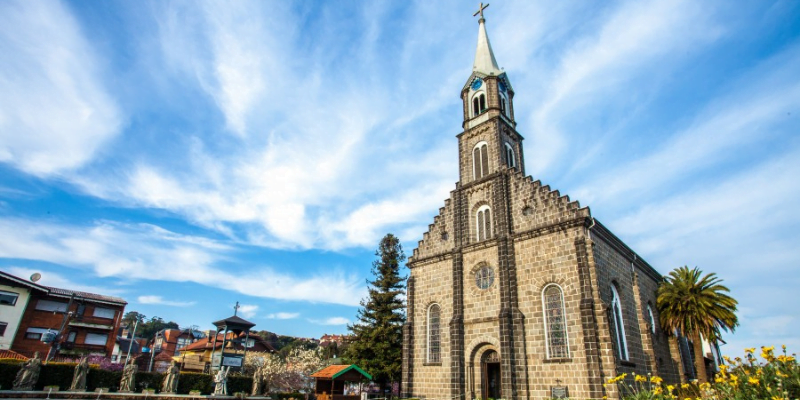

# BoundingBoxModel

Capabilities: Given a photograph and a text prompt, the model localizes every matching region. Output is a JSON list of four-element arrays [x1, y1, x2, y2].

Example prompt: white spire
[[472, 7, 502, 75]]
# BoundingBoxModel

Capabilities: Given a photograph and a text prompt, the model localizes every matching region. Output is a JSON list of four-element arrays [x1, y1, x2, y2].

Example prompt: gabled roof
[[212, 314, 256, 331], [0, 349, 29, 360], [0, 270, 49, 293], [311, 364, 372, 380], [47, 286, 127, 306]]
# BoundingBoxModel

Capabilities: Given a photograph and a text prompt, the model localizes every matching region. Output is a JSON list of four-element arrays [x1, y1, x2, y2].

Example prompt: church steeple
[[472, 3, 503, 76], [458, 3, 523, 185]]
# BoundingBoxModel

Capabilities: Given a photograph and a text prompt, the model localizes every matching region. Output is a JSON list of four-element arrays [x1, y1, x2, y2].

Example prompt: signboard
[[221, 354, 243, 367], [551, 386, 568, 399]]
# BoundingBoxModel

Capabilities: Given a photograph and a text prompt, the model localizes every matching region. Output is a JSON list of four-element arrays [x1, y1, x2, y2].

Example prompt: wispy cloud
[[138, 295, 196, 307], [266, 312, 299, 320], [236, 304, 258, 319], [0, 0, 121, 176], [0, 218, 365, 305]]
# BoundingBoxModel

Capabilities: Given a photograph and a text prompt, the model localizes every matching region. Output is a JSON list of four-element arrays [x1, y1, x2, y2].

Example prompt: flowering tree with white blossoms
[[244, 348, 326, 394]]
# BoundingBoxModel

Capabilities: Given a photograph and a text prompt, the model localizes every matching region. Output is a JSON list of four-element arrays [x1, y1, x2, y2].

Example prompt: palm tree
[[657, 266, 738, 383]]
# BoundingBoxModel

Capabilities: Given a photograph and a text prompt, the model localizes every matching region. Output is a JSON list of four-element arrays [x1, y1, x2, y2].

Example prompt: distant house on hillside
[[319, 334, 350, 347], [1, 270, 126, 359], [179, 331, 275, 372]]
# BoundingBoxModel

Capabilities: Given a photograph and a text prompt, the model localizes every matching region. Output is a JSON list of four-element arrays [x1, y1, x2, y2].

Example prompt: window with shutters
[[504, 142, 516, 169], [476, 205, 493, 241], [472, 141, 489, 179], [472, 93, 487, 116]]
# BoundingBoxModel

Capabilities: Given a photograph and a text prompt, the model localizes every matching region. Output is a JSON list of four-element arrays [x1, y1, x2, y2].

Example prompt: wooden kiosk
[[311, 365, 372, 400]]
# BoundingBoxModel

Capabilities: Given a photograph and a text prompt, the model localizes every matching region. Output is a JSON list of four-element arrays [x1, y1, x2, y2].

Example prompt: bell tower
[[458, 3, 524, 186]]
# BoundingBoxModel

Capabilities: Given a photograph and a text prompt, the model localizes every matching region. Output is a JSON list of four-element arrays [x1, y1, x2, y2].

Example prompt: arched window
[[427, 304, 441, 363], [472, 93, 487, 117], [504, 143, 516, 169], [472, 142, 489, 179], [543, 284, 569, 358], [610, 284, 629, 360], [500, 93, 508, 117], [647, 303, 656, 334], [476, 205, 492, 241]]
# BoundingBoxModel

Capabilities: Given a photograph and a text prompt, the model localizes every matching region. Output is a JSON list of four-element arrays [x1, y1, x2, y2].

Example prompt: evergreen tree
[[346, 233, 407, 395]]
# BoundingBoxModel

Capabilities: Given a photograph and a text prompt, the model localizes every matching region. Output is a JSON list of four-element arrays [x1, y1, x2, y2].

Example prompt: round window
[[475, 266, 495, 290]]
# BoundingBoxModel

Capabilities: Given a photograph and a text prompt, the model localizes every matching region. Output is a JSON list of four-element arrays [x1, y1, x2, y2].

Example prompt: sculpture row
[[11, 352, 230, 395]]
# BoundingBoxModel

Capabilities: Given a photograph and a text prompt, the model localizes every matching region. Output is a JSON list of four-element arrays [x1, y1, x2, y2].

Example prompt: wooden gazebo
[[311, 364, 372, 400]]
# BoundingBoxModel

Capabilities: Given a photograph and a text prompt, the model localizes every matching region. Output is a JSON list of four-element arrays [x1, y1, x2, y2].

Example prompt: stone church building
[[401, 10, 687, 400]]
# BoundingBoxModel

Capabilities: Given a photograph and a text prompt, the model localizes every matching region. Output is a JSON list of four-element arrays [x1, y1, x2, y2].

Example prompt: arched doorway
[[481, 350, 501, 399]]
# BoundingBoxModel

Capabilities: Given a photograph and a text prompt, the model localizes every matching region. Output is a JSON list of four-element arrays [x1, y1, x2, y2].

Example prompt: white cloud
[[236, 304, 259, 319], [0, 218, 365, 306], [526, 0, 721, 174], [266, 312, 299, 320], [0, 0, 121, 176], [309, 317, 350, 326], [137, 295, 196, 307]]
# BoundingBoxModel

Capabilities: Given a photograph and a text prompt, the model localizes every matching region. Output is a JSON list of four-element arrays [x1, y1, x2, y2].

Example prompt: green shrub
[[177, 372, 214, 394], [0, 361, 22, 390], [36, 363, 74, 390], [273, 392, 305, 400], [87, 368, 122, 391], [227, 375, 253, 395], [135, 371, 164, 392]]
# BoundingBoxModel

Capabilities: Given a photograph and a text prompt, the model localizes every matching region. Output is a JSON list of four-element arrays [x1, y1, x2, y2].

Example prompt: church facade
[[401, 11, 685, 400]]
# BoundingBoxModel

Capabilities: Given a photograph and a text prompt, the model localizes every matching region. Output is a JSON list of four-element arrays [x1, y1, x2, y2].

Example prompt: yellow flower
[[681, 383, 690, 389], [635, 375, 647, 382], [666, 384, 675, 393], [653, 386, 663, 395], [745, 347, 756, 353], [715, 376, 726, 383], [651, 376, 663, 384], [748, 376, 760, 385]]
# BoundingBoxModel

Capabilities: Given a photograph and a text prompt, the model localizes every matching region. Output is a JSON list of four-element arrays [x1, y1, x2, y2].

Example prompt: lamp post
[[123, 318, 140, 368]]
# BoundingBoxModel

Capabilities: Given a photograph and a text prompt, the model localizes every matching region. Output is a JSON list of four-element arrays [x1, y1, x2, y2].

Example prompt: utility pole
[[45, 293, 75, 363]]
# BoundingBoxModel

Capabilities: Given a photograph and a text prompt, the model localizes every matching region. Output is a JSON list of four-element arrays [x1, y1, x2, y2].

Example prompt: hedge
[[0, 361, 248, 395], [177, 372, 214, 394]]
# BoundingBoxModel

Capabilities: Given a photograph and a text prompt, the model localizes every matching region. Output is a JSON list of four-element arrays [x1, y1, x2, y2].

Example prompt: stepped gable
[[506, 167, 590, 235], [411, 194, 456, 262]]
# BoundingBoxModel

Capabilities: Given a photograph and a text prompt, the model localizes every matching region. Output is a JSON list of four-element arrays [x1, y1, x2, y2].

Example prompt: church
[[401, 7, 686, 400]]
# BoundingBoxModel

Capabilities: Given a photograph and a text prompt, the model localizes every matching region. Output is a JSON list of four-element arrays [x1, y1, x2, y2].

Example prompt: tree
[[345, 233, 406, 395], [657, 266, 739, 383], [122, 311, 146, 330]]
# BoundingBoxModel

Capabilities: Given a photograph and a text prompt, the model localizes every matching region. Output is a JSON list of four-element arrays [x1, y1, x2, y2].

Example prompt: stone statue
[[120, 361, 138, 392], [214, 366, 229, 395], [70, 356, 90, 391], [161, 360, 180, 393], [251, 364, 264, 396], [13, 351, 42, 391]]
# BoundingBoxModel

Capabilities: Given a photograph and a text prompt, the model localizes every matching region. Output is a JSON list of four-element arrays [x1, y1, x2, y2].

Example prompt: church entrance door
[[481, 350, 501, 400]]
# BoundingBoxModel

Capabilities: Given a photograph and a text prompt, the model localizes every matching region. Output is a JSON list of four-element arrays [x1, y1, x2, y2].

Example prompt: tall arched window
[[476, 205, 492, 241], [472, 142, 489, 179], [647, 303, 656, 334], [500, 93, 508, 117], [472, 93, 487, 116], [427, 304, 441, 363], [543, 284, 569, 358], [611, 284, 629, 360], [504, 143, 516, 169]]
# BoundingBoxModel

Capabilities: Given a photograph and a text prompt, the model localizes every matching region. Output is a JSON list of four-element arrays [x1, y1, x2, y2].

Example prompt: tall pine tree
[[346, 233, 406, 395]]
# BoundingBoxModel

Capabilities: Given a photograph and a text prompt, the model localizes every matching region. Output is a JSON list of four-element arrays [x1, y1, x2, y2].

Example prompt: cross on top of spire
[[233, 301, 240, 316], [473, 3, 489, 21]]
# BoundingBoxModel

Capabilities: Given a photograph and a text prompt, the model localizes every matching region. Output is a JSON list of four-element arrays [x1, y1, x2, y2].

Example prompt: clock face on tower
[[471, 78, 483, 91]]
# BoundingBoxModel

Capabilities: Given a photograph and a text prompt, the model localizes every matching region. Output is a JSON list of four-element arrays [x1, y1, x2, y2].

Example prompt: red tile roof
[[0, 350, 29, 360], [47, 286, 127, 306]]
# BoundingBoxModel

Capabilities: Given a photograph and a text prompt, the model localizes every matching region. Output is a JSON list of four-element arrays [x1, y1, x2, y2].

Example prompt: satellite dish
[[30, 273, 42, 283]]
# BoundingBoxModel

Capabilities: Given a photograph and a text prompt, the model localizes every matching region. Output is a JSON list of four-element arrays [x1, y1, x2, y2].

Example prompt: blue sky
[[1, 0, 799, 356]]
